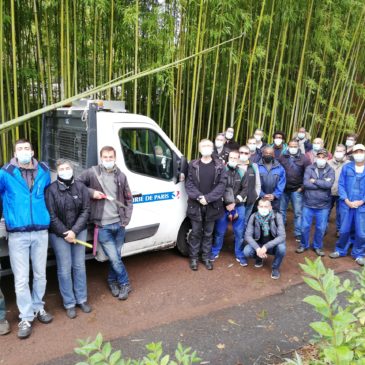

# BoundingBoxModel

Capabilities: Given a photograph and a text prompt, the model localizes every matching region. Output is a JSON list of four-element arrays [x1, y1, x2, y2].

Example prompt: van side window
[[119, 128, 173, 180]]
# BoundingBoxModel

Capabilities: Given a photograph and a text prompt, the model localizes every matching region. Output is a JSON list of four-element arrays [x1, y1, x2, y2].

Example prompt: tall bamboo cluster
[[0, 0, 365, 162]]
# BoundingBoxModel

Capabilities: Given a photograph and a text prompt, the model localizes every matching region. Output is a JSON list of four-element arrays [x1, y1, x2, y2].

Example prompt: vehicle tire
[[176, 218, 191, 257]]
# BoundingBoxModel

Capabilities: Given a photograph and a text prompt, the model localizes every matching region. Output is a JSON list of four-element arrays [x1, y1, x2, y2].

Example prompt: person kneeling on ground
[[45, 159, 92, 319], [243, 199, 286, 279], [211, 150, 248, 265]]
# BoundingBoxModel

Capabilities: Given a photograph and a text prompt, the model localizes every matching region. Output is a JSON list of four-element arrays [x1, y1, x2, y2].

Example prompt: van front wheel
[[176, 218, 191, 257]]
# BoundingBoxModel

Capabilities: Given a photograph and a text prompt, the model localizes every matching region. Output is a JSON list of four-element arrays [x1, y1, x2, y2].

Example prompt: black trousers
[[188, 207, 215, 260]]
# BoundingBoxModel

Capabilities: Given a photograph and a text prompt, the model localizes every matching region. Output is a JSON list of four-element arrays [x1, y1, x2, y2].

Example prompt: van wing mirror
[[174, 155, 188, 184]]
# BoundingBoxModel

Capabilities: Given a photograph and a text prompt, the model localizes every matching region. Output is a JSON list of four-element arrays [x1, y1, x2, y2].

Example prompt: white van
[[0, 100, 191, 274]]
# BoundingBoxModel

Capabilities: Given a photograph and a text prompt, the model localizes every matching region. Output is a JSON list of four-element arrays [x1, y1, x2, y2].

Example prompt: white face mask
[[215, 140, 224, 148], [334, 151, 345, 161], [258, 207, 270, 216], [313, 143, 321, 152], [102, 160, 115, 170], [298, 132, 306, 140], [274, 138, 283, 146], [254, 134, 262, 142], [239, 154, 249, 162], [225, 131, 234, 140], [353, 153, 365, 163], [289, 147, 298, 155], [58, 169, 73, 180], [316, 158, 326, 168], [200, 147, 213, 157], [248, 144, 257, 152], [16, 150, 32, 165], [228, 161, 238, 168], [346, 139, 355, 147]]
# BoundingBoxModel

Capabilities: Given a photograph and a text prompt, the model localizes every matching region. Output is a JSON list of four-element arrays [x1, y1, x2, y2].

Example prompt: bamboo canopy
[[0, 0, 365, 162]]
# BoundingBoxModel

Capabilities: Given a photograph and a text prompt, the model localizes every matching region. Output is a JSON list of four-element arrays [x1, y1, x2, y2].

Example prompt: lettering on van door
[[133, 191, 179, 204]]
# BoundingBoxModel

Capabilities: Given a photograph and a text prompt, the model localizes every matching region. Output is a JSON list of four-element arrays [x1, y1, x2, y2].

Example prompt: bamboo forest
[[0, 0, 365, 162]]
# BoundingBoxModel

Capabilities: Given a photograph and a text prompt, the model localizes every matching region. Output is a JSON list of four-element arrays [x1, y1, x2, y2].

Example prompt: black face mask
[[263, 155, 274, 163]]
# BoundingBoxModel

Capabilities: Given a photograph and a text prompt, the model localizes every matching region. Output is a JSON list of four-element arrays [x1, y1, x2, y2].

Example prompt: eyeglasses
[[239, 152, 250, 155]]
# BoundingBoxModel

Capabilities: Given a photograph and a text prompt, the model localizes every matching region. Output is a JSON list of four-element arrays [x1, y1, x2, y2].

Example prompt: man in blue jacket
[[258, 146, 286, 212], [296, 149, 335, 256], [329, 144, 365, 266], [0, 139, 53, 339]]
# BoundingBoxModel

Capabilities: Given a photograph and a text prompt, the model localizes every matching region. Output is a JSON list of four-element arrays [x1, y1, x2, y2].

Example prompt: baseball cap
[[316, 148, 328, 157], [352, 144, 365, 152]]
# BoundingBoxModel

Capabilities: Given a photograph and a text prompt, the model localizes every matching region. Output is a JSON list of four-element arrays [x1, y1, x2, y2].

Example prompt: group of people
[[0, 140, 133, 339], [185, 127, 365, 280]]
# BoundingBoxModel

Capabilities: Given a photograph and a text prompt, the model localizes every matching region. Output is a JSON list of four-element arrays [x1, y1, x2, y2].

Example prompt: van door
[[114, 125, 186, 256]]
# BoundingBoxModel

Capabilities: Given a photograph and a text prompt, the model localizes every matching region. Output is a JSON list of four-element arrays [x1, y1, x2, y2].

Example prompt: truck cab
[[0, 100, 190, 274]]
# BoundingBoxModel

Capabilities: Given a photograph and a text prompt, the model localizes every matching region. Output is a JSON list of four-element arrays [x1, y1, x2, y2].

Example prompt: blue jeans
[[243, 243, 286, 269], [330, 196, 341, 232], [244, 203, 255, 232], [280, 191, 303, 237], [50, 230, 88, 309], [98, 223, 129, 286], [301, 207, 330, 250], [0, 287, 5, 320], [212, 205, 245, 259], [8, 230, 48, 321]]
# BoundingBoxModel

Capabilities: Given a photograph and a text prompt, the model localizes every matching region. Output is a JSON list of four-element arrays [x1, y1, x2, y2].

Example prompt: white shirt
[[355, 164, 365, 174]]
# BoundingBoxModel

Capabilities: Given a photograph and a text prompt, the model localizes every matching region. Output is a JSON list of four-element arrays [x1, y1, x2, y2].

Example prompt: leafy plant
[[285, 257, 365, 365], [74, 333, 201, 365]]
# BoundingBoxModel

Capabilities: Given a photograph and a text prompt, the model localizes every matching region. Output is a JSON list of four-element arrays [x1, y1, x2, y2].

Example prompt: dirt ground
[[0, 212, 358, 365]]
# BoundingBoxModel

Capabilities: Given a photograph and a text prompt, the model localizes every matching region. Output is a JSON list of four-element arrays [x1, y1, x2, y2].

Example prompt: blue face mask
[[16, 150, 32, 165], [102, 160, 115, 170]]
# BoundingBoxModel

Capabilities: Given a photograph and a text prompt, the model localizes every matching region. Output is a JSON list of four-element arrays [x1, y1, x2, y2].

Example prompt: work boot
[[0, 319, 10, 335], [78, 302, 92, 313], [118, 284, 132, 301], [190, 259, 198, 271], [108, 281, 120, 297], [17, 320, 32, 339], [203, 259, 213, 270], [66, 307, 77, 319], [36, 309, 53, 324]]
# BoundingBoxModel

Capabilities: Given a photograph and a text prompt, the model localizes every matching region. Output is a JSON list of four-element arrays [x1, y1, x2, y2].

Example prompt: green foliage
[[74, 333, 201, 365], [286, 258, 365, 365]]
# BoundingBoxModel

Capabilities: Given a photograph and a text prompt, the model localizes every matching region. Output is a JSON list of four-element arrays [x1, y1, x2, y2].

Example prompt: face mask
[[225, 132, 234, 140], [334, 152, 345, 161], [263, 155, 273, 164], [346, 140, 355, 147], [254, 134, 262, 142], [215, 140, 224, 148], [274, 138, 282, 146], [289, 147, 298, 155], [258, 208, 270, 216], [228, 161, 238, 169], [58, 170, 73, 180], [353, 153, 365, 163], [316, 158, 326, 168], [102, 160, 115, 170], [16, 150, 32, 165], [200, 147, 213, 157], [298, 132, 305, 140], [248, 144, 257, 152], [313, 143, 321, 152], [239, 154, 249, 162]]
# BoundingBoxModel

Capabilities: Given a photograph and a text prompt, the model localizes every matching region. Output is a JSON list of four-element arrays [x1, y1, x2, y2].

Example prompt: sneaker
[[355, 257, 365, 266], [236, 257, 248, 267], [254, 259, 263, 268], [36, 309, 53, 324], [329, 251, 341, 259], [210, 254, 219, 262], [17, 320, 32, 339], [78, 302, 92, 313], [314, 248, 325, 257], [295, 236, 302, 243], [66, 307, 77, 319], [118, 284, 132, 301], [108, 281, 120, 297], [0, 319, 10, 335], [295, 246, 308, 254], [271, 269, 280, 280]]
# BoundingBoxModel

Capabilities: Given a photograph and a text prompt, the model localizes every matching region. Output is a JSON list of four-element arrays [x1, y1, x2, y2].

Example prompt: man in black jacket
[[185, 139, 227, 271], [211, 150, 248, 265], [78, 146, 133, 300], [224, 127, 240, 151], [279, 140, 311, 243]]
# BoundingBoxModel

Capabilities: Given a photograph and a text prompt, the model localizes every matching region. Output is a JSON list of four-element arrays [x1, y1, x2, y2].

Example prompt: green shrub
[[74, 333, 202, 365], [286, 257, 365, 365]]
